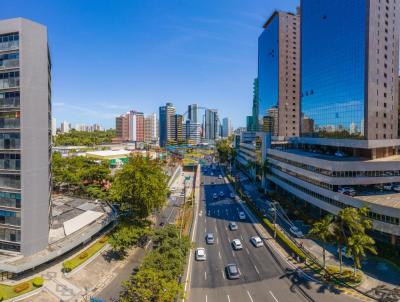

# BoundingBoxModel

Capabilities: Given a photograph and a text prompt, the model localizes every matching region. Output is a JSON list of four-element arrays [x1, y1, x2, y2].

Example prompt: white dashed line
[[205, 227, 206, 233], [254, 265, 260, 275], [240, 234, 244, 241], [246, 248, 250, 255], [247, 291, 254, 302], [205, 295, 208, 302], [217, 237, 219, 245], [222, 270, 226, 279], [218, 251, 222, 259], [204, 271, 207, 280], [269, 290, 279, 302], [227, 294, 231, 302], [232, 250, 235, 257]]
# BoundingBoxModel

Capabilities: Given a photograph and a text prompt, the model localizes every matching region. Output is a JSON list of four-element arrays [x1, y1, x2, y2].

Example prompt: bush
[[99, 236, 108, 243], [32, 276, 44, 287], [13, 282, 29, 293], [63, 260, 74, 272], [78, 252, 88, 259]]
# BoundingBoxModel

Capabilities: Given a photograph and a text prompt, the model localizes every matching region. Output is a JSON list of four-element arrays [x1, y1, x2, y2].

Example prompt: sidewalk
[[236, 171, 400, 299]]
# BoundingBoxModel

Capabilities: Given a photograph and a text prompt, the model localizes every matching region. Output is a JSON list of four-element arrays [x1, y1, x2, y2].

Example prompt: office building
[[204, 109, 219, 140], [144, 113, 158, 143], [60, 121, 69, 134], [170, 114, 184, 144], [116, 114, 129, 141], [251, 78, 260, 131], [267, 106, 279, 136], [0, 18, 51, 255], [266, 0, 400, 246], [246, 116, 253, 132], [222, 117, 232, 138], [159, 102, 176, 147], [188, 104, 198, 123], [128, 110, 144, 142], [186, 120, 201, 144], [258, 10, 300, 138], [51, 117, 56, 136]]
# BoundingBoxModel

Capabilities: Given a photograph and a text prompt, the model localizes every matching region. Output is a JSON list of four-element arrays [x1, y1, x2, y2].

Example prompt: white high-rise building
[[204, 109, 219, 140], [51, 117, 56, 136], [61, 121, 70, 134], [0, 18, 51, 255], [222, 117, 232, 138]]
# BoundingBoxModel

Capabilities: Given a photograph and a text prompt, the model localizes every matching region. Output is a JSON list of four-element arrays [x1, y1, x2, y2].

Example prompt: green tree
[[110, 156, 168, 220], [346, 232, 377, 276], [109, 221, 151, 255], [53, 129, 116, 146], [308, 214, 334, 268]]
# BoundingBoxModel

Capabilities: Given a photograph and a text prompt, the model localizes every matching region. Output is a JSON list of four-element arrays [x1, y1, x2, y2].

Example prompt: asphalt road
[[189, 165, 360, 302]]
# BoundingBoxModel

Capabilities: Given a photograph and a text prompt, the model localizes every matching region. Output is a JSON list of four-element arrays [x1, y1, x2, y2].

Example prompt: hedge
[[32, 277, 44, 287]]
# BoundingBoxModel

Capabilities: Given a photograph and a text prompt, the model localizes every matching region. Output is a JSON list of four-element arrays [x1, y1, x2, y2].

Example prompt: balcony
[[0, 41, 18, 52], [0, 78, 19, 90], [0, 97, 19, 109], [0, 59, 19, 70]]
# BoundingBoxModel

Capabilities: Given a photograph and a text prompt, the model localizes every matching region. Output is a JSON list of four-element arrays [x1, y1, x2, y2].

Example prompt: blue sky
[[1, 0, 298, 129]]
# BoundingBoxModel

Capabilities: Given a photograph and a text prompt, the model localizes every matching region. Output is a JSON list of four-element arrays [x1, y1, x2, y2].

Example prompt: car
[[393, 185, 400, 192], [195, 248, 206, 261], [230, 193, 235, 198], [231, 239, 243, 250], [250, 236, 264, 247], [219, 191, 224, 197], [229, 222, 238, 231], [218, 175, 222, 179], [289, 226, 304, 238], [225, 263, 240, 279], [383, 184, 393, 191], [206, 233, 214, 244], [238, 212, 246, 220], [338, 187, 356, 196], [213, 193, 218, 199]]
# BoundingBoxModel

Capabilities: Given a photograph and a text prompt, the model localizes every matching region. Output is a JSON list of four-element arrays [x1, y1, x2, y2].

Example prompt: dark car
[[226, 263, 240, 279]]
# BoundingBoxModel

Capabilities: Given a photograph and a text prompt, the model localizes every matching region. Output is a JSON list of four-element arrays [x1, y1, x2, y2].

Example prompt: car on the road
[[238, 211, 246, 220], [218, 175, 222, 179], [250, 236, 263, 247], [219, 191, 224, 197], [289, 226, 304, 238], [213, 193, 217, 199], [230, 193, 235, 199], [229, 222, 238, 231], [393, 184, 400, 192], [225, 263, 240, 279], [206, 233, 214, 244], [195, 247, 206, 261], [231, 239, 243, 250]]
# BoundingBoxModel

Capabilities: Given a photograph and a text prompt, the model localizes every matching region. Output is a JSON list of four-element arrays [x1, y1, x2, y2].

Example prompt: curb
[[3, 287, 43, 302]]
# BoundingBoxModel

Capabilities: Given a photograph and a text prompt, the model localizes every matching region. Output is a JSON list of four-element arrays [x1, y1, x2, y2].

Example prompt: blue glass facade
[[301, 0, 366, 138], [258, 15, 279, 119]]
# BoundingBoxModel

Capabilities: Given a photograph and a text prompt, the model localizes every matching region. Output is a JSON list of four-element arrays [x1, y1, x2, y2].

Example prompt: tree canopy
[[53, 129, 116, 146], [109, 155, 168, 220]]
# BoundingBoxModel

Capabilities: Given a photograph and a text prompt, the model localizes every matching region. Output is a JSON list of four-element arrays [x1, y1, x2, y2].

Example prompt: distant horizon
[[0, 0, 300, 129]]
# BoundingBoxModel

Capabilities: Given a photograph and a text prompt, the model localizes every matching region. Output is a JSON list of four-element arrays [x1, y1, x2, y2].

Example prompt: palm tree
[[308, 215, 334, 269], [346, 233, 377, 276]]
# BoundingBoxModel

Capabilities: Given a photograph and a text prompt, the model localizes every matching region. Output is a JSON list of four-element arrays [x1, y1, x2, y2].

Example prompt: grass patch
[[0, 277, 43, 300], [63, 236, 108, 272]]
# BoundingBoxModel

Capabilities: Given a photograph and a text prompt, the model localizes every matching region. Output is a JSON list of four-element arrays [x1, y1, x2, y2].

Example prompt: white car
[[195, 248, 206, 261], [393, 185, 400, 192], [229, 222, 238, 231], [213, 193, 217, 199], [230, 193, 235, 199], [250, 236, 264, 247], [218, 175, 222, 179], [289, 226, 304, 238], [206, 233, 214, 244], [334, 151, 345, 157], [338, 187, 356, 196], [383, 184, 393, 191], [238, 212, 246, 220], [231, 239, 243, 250]]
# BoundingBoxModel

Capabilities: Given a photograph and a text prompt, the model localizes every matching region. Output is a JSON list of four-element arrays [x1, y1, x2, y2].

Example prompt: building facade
[[266, 0, 400, 246], [258, 10, 300, 138], [222, 117, 232, 138], [128, 110, 144, 142], [251, 78, 260, 131], [159, 102, 176, 147], [188, 104, 198, 123], [116, 114, 129, 141], [144, 113, 158, 143], [0, 18, 51, 255], [185, 120, 201, 144], [60, 121, 69, 134], [204, 109, 219, 140], [170, 114, 184, 144]]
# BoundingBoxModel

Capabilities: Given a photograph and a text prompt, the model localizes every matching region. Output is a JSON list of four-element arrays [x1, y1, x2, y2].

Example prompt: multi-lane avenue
[[188, 165, 360, 302]]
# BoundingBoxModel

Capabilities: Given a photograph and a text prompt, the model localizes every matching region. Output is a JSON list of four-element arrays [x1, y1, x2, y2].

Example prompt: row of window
[[269, 173, 400, 225], [0, 227, 20, 242], [0, 133, 20, 149], [0, 33, 19, 43], [0, 154, 20, 170], [0, 210, 20, 226], [0, 174, 20, 189], [0, 241, 20, 252], [0, 52, 18, 63], [0, 91, 19, 108], [268, 153, 400, 178], [0, 71, 19, 79], [0, 192, 20, 209]]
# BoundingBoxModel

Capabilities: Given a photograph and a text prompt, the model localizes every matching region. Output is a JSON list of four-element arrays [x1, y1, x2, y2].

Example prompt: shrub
[[32, 276, 44, 287], [63, 260, 74, 272], [0, 293, 3, 301], [99, 236, 108, 243], [79, 252, 88, 259], [14, 282, 29, 293]]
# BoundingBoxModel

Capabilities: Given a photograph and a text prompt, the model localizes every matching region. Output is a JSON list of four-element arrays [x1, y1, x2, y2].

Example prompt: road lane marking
[[232, 250, 235, 257], [254, 265, 260, 275], [247, 291, 254, 302], [218, 251, 222, 259], [269, 290, 279, 302], [225, 225, 228, 231], [204, 271, 207, 280], [215, 225, 218, 233], [222, 270, 225, 279], [205, 227, 206, 233], [205, 295, 208, 302], [217, 237, 219, 245], [240, 234, 244, 241], [227, 294, 231, 302]]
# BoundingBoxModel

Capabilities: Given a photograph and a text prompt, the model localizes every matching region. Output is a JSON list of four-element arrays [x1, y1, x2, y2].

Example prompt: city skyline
[[0, 0, 300, 129]]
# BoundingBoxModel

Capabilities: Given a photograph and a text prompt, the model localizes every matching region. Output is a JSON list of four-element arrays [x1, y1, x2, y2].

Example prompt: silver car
[[206, 233, 214, 244], [195, 248, 206, 261]]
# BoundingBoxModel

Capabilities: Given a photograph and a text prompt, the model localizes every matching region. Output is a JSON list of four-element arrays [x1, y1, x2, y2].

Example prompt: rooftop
[[86, 149, 131, 158]]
